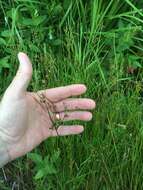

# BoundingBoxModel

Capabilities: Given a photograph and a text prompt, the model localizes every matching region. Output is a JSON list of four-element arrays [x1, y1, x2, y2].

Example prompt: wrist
[[0, 141, 11, 168]]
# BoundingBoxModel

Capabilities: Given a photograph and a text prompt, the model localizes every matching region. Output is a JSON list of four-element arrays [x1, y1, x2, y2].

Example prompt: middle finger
[[53, 98, 96, 112]]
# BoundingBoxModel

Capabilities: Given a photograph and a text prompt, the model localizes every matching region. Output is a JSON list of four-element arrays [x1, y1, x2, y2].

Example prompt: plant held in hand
[[0, 52, 96, 167]]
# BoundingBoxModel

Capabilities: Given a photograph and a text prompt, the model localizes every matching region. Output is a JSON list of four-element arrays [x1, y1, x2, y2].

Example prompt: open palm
[[0, 53, 95, 162]]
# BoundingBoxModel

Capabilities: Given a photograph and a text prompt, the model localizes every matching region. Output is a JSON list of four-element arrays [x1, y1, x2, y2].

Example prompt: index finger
[[38, 84, 87, 102]]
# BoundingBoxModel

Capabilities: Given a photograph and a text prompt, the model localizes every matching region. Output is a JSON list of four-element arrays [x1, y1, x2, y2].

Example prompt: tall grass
[[0, 0, 143, 189]]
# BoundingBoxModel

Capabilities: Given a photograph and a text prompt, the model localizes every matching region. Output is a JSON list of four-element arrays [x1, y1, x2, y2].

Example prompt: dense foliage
[[0, 0, 143, 189]]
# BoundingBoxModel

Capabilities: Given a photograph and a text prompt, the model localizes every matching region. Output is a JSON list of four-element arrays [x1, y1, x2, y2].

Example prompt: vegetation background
[[0, 0, 143, 189]]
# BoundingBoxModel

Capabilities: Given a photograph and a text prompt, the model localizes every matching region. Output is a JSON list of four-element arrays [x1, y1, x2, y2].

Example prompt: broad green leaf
[[0, 56, 10, 69], [34, 169, 45, 180], [51, 39, 63, 46], [133, 61, 142, 68], [27, 153, 43, 164], [53, 5, 63, 16], [129, 55, 140, 61], [34, 164, 57, 180], [20, 15, 47, 26], [45, 164, 57, 174], [1, 30, 14, 37]]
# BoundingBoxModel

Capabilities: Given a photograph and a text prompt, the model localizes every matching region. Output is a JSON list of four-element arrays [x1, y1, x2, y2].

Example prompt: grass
[[0, 0, 143, 189]]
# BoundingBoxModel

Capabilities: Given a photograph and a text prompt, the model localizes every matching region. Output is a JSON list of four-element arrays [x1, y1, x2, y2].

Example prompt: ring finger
[[55, 111, 93, 122]]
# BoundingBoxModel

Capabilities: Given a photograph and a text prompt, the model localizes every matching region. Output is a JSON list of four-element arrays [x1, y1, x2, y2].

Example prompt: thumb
[[7, 52, 33, 97]]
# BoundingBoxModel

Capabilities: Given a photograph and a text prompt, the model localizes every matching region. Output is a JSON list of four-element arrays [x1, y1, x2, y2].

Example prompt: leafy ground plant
[[28, 150, 60, 180]]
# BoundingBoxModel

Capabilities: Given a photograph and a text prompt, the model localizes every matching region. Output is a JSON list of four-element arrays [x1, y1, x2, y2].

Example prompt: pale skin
[[0, 52, 96, 163]]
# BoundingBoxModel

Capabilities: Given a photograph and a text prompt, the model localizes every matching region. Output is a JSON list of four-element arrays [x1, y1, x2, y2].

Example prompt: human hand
[[0, 52, 95, 166]]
